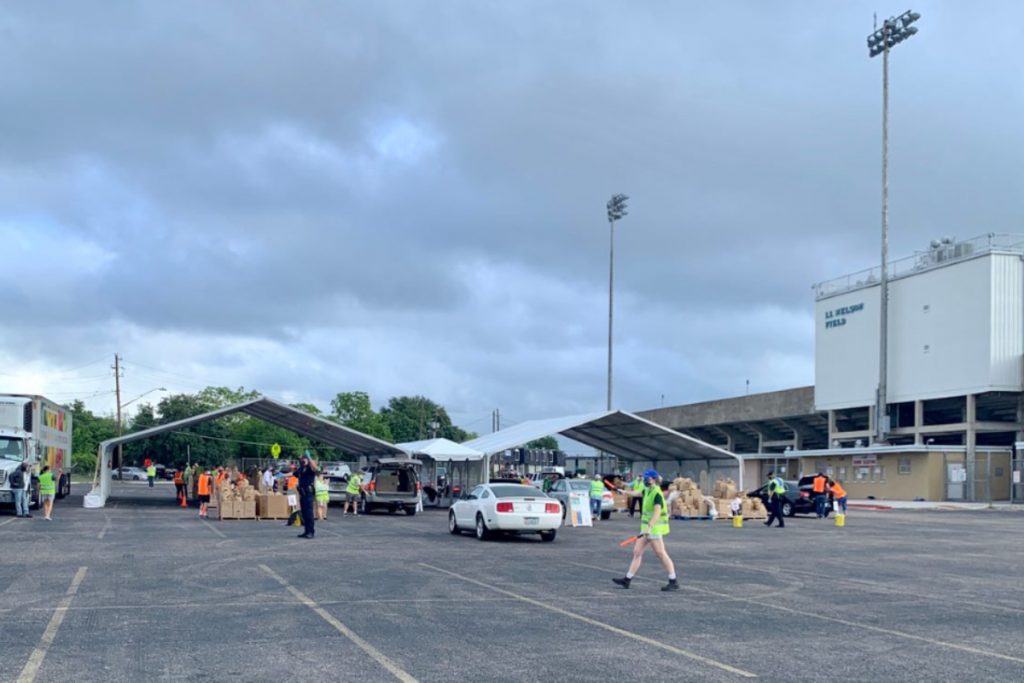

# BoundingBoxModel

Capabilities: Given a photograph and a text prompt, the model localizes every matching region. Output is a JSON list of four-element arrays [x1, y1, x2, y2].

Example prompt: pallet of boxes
[[218, 472, 257, 520], [668, 477, 710, 519], [255, 473, 289, 521], [710, 477, 767, 521]]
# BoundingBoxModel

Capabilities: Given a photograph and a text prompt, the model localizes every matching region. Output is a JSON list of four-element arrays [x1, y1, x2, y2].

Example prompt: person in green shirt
[[613, 469, 679, 592], [38, 465, 57, 521]]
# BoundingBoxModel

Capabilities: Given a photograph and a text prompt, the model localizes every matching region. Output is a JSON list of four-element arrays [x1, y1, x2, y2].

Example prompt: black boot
[[612, 577, 631, 589], [662, 579, 679, 592]]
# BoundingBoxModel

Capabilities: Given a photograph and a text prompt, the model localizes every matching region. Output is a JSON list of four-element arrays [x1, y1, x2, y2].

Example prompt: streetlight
[[606, 193, 629, 411], [866, 10, 920, 444], [115, 387, 166, 470]]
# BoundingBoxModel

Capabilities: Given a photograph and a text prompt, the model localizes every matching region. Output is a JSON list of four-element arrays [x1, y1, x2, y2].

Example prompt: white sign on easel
[[568, 491, 593, 527]]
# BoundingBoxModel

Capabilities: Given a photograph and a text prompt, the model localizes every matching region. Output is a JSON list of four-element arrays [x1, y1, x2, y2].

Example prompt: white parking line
[[568, 560, 1024, 666], [17, 566, 88, 683], [419, 562, 757, 678], [0, 518, 15, 528], [260, 564, 418, 683], [97, 515, 112, 540], [201, 519, 227, 539]]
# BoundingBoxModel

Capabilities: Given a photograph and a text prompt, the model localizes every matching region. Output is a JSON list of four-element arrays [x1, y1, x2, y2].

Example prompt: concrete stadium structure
[[639, 233, 1024, 503]]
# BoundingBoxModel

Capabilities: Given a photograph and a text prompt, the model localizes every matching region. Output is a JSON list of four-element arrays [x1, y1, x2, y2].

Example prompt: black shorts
[[199, 494, 210, 503]]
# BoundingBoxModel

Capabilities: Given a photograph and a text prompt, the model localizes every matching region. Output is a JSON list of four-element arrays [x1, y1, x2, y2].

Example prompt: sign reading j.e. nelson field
[[824, 302, 864, 329]]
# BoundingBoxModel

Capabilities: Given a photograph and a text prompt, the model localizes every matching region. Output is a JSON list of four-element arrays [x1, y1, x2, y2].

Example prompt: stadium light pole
[[606, 193, 628, 411], [867, 10, 920, 444]]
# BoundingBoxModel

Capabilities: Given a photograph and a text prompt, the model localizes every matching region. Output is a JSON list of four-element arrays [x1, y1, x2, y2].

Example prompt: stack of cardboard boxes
[[666, 477, 767, 520], [217, 477, 257, 520]]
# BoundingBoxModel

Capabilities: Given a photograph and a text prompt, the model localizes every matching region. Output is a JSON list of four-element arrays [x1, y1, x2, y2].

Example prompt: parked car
[[449, 482, 561, 541], [747, 479, 823, 517], [114, 466, 148, 481], [361, 458, 421, 516], [546, 478, 615, 520]]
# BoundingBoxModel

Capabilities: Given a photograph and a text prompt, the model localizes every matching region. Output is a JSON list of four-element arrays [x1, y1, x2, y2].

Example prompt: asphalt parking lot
[[2, 482, 1022, 683]]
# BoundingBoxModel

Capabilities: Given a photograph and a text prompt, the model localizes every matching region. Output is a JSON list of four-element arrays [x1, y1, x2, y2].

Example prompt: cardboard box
[[218, 500, 237, 519], [613, 493, 628, 510], [240, 500, 256, 518], [258, 493, 289, 519]]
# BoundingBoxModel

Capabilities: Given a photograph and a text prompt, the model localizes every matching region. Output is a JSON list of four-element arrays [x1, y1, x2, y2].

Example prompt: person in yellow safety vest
[[146, 463, 157, 488], [314, 473, 329, 521], [589, 475, 605, 523], [764, 471, 786, 528], [613, 469, 678, 591], [38, 465, 56, 521], [629, 474, 644, 518], [343, 471, 363, 515]]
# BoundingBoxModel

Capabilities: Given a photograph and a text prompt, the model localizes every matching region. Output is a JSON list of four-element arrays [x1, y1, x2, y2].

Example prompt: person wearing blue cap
[[613, 469, 678, 591]]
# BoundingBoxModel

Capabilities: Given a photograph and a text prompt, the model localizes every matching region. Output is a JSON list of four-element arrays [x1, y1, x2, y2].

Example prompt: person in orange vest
[[812, 472, 828, 518], [173, 468, 185, 503], [197, 469, 213, 519], [830, 479, 848, 514], [285, 466, 300, 526]]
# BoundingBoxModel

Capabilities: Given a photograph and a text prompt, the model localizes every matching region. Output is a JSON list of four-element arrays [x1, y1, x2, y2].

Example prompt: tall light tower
[[606, 193, 629, 411], [866, 10, 920, 444]]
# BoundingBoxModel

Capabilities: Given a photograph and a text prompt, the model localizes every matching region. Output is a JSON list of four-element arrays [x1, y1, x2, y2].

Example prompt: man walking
[[830, 479, 848, 514], [612, 470, 678, 591], [589, 474, 604, 524], [343, 469, 363, 515], [146, 462, 157, 488], [10, 462, 30, 518], [764, 471, 785, 528], [629, 473, 644, 518], [812, 471, 828, 518], [295, 454, 318, 539]]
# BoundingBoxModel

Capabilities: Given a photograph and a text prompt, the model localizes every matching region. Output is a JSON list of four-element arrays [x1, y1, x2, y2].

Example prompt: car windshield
[[489, 485, 546, 498], [0, 438, 25, 462], [569, 481, 592, 491]]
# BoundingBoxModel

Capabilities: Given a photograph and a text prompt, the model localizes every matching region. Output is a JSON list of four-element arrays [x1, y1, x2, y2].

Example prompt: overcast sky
[[1, 1, 1021, 436]]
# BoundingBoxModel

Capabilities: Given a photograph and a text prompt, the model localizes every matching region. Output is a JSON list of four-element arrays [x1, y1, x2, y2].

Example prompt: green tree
[[68, 400, 117, 462], [526, 436, 559, 450], [331, 391, 393, 442], [379, 395, 474, 443]]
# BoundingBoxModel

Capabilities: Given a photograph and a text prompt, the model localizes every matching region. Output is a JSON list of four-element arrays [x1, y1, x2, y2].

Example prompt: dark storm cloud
[[1, 1, 1021, 423]]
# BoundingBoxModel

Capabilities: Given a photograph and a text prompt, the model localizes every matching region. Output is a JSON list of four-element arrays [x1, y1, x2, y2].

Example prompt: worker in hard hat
[[612, 469, 678, 591]]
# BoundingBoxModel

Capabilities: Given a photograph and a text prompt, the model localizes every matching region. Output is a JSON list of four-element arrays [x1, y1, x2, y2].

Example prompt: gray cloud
[[1, 1, 1020, 432]]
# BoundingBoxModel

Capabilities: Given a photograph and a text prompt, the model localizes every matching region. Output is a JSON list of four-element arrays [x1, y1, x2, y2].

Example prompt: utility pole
[[113, 353, 122, 470]]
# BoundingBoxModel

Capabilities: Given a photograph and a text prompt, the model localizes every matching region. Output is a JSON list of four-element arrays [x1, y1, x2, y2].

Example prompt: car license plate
[[524, 517, 539, 526]]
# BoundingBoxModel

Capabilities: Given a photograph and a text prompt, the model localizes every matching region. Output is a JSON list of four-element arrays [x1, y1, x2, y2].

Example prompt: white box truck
[[0, 394, 73, 508]]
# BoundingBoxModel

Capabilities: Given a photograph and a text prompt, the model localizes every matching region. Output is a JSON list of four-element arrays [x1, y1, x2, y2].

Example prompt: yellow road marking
[[419, 562, 756, 678], [259, 564, 418, 683], [570, 560, 1024, 666], [17, 566, 88, 683]]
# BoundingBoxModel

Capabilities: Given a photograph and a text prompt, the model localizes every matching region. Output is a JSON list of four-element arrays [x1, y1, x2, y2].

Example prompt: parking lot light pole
[[606, 193, 628, 411], [866, 10, 920, 444]]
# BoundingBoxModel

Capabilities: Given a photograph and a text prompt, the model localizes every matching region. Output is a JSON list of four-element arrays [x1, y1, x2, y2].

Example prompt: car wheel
[[539, 529, 556, 542], [404, 506, 417, 516], [475, 514, 490, 541], [782, 501, 794, 517], [448, 511, 460, 535], [600, 511, 611, 520]]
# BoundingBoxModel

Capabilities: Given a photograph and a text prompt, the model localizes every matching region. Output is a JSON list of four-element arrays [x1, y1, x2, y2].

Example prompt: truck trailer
[[0, 394, 73, 508]]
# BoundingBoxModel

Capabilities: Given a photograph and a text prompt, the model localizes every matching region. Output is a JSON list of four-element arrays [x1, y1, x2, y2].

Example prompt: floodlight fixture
[[607, 193, 629, 222]]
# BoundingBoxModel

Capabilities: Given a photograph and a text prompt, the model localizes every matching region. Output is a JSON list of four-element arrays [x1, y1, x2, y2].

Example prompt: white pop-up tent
[[396, 438, 486, 506], [462, 409, 745, 489]]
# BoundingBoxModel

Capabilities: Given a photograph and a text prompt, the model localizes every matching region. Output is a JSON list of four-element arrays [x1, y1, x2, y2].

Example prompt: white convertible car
[[449, 483, 562, 542]]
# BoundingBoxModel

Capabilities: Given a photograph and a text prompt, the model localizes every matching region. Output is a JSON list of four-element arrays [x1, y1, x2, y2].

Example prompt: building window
[[855, 467, 869, 482], [898, 458, 911, 475], [838, 466, 847, 481], [873, 466, 885, 482]]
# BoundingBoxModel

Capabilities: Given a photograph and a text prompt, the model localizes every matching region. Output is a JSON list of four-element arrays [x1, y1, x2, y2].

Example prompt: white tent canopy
[[397, 438, 483, 462], [87, 397, 406, 508], [462, 410, 744, 488]]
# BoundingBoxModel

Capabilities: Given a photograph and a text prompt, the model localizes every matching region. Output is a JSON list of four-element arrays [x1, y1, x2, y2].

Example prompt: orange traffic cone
[[180, 492, 187, 508]]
